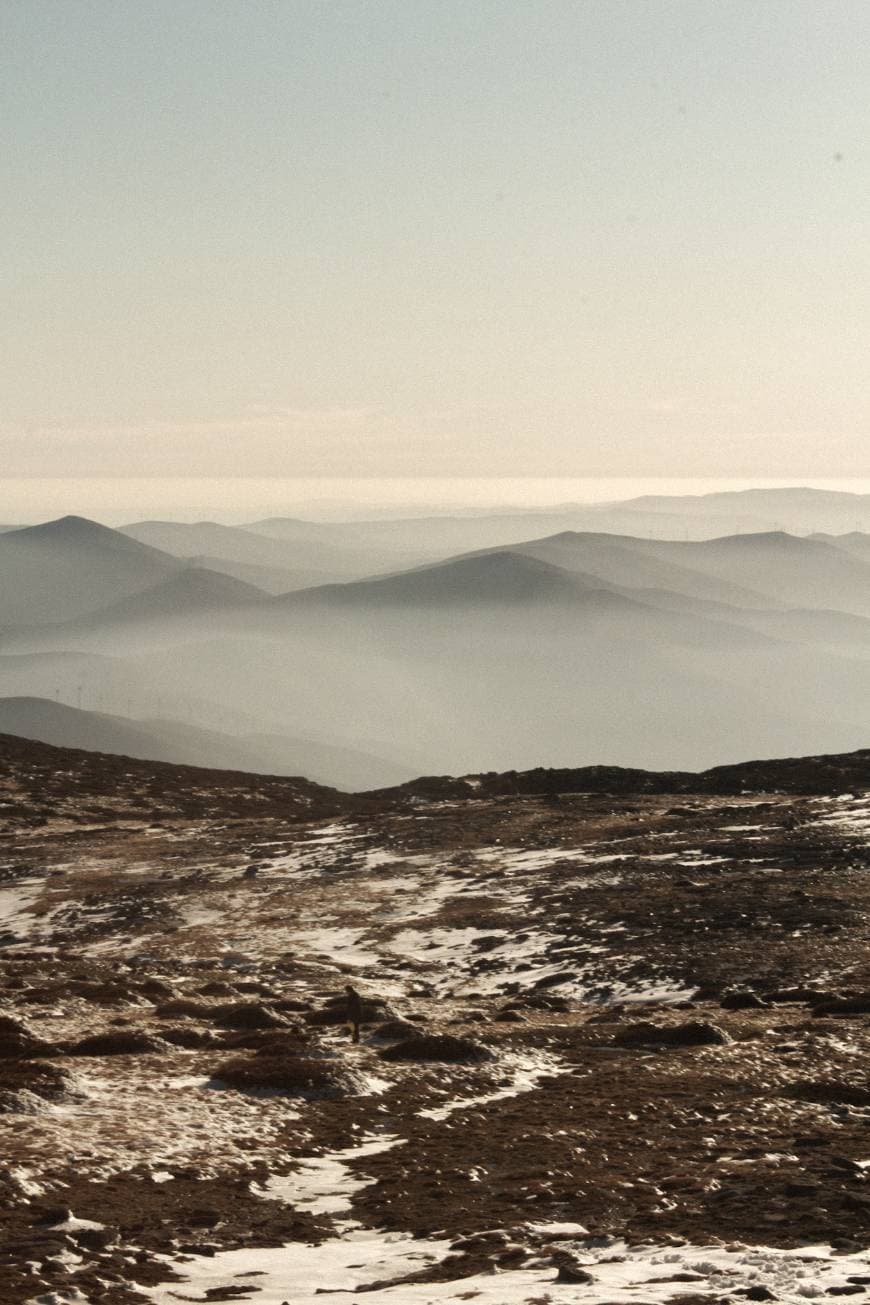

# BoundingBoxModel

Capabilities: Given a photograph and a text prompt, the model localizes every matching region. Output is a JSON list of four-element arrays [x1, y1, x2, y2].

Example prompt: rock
[[138, 977, 176, 999], [813, 995, 870, 1017], [70, 1225, 117, 1251], [155, 998, 213, 1019], [220, 1027, 308, 1054], [0, 1015, 58, 1059], [367, 1019, 420, 1044], [67, 1031, 169, 1056], [510, 992, 571, 1012], [720, 988, 768, 1010], [767, 986, 836, 1004], [494, 1009, 529, 1023], [379, 1034, 494, 1064], [213, 1052, 364, 1099], [450, 1229, 511, 1251], [788, 1081, 870, 1108], [160, 1026, 215, 1049], [495, 1244, 529, 1266], [830, 1156, 863, 1173], [34, 1205, 73, 1225], [210, 1002, 287, 1030], [533, 971, 578, 990], [554, 1260, 595, 1284], [744, 1286, 777, 1300], [68, 979, 135, 1005], [613, 1020, 731, 1048], [197, 982, 237, 998], [585, 1007, 624, 1025], [471, 935, 503, 953]]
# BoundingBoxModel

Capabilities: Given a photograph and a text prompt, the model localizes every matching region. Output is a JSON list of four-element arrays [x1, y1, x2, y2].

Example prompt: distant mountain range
[[1, 488, 869, 783]]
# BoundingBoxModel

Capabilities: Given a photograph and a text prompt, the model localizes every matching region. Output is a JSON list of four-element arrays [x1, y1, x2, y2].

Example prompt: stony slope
[[3, 739, 870, 1303]]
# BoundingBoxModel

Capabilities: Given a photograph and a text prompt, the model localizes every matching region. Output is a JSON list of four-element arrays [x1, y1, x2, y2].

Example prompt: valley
[[2, 490, 870, 788]]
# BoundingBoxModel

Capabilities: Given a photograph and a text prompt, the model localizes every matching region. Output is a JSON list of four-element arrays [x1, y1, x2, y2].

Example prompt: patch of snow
[[289, 925, 382, 968], [143, 1232, 870, 1304], [419, 1050, 560, 1121], [721, 824, 774, 832], [0, 878, 43, 943], [28, 1292, 93, 1305], [255, 1134, 403, 1217]]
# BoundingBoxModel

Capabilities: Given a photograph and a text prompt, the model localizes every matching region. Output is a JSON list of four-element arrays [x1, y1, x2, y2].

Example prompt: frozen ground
[[3, 736, 870, 1304]]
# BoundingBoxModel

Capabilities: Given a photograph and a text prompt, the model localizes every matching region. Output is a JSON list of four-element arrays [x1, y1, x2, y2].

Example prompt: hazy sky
[[2, 1, 869, 480]]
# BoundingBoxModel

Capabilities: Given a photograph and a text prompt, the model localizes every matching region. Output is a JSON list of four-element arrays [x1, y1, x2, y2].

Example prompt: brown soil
[[3, 734, 870, 1303]]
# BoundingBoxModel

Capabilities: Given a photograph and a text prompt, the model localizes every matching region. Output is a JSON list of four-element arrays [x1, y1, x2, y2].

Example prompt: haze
[[2, 5, 869, 790], [3, 0, 870, 478]]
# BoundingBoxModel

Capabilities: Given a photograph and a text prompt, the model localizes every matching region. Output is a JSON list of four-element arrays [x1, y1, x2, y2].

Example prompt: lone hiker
[[345, 983, 363, 1044]]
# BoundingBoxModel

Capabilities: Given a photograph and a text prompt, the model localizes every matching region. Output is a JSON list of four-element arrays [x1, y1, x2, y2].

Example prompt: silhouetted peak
[[5, 515, 164, 555]]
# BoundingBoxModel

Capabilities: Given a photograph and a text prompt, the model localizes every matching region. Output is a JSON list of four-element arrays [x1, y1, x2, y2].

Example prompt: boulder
[[160, 1026, 215, 1049], [614, 1020, 730, 1048], [155, 998, 213, 1019], [0, 1058, 68, 1101], [0, 1015, 58, 1059], [213, 1052, 363, 1099], [210, 1002, 287, 1030], [812, 995, 870, 1017], [720, 989, 768, 1010], [554, 1260, 595, 1284], [379, 1034, 493, 1064], [367, 1019, 420, 1045], [67, 1031, 169, 1056]]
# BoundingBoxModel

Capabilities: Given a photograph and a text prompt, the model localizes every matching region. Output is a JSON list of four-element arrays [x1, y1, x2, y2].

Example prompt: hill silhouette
[[0, 516, 180, 625], [0, 697, 409, 790]]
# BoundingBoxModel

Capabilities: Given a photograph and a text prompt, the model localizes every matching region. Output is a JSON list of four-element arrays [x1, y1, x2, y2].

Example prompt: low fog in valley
[[1, 485, 869, 789]]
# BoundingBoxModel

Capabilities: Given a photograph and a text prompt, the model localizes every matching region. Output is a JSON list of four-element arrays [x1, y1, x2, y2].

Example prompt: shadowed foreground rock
[[379, 1033, 494, 1063], [613, 1020, 731, 1048]]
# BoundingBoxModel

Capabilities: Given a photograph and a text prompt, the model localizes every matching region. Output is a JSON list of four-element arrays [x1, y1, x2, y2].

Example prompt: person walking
[[344, 983, 363, 1044]]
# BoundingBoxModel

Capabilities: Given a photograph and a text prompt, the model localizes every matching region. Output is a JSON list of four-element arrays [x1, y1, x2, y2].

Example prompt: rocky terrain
[[4, 735, 870, 1303]]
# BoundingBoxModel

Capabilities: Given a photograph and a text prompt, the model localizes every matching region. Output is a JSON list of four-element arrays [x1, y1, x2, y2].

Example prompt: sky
[[2, 0, 869, 483]]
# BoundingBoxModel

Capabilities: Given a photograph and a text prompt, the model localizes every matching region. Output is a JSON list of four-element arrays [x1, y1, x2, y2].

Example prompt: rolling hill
[[275, 550, 641, 611], [0, 697, 411, 790], [0, 516, 181, 625], [465, 529, 870, 618]]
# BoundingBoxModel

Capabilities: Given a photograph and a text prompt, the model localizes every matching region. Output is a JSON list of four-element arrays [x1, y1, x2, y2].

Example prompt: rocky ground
[[4, 735, 870, 1304]]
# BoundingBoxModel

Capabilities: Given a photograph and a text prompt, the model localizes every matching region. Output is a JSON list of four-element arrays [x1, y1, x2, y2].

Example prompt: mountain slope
[[5, 730, 870, 1305], [120, 518, 398, 585], [0, 516, 181, 625], [474, 531, 772, 607], [59, 568, 267, 629], [274, 550, 640, 610], [464, 529, 870, 618], [0, 696, 410, 790]]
